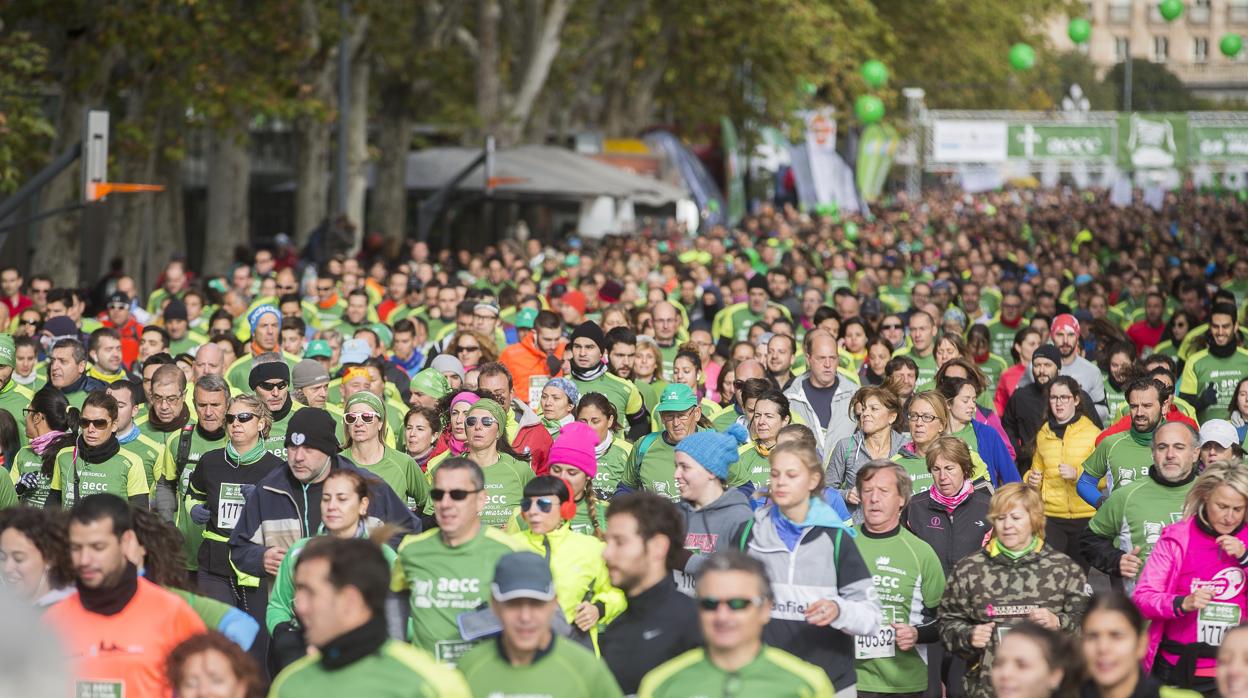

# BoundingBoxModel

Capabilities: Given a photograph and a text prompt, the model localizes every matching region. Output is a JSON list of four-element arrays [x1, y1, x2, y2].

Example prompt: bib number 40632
[[855, 626, 896, 660]]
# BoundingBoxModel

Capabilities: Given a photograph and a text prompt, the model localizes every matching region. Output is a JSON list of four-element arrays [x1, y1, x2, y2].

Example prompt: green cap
[[345, 390, 385, 418], [656, 383, 698, 412], [515, 307, 539, 330], [410, 368, 450, 400], [369, 323, 394, 349], [304, 339, 332, 359], [0, 334, 13, 368]]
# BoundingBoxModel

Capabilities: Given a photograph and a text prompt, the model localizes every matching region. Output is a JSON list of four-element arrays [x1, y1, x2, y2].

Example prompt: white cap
[[1199, 419, 1240, 449]]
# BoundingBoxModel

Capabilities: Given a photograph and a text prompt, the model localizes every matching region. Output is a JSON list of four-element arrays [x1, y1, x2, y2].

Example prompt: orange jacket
[[500, 333, 565, 404]]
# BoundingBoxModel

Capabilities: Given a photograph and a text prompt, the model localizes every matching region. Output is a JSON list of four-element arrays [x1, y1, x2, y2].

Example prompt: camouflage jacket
[[938, 543, 1089, 698]]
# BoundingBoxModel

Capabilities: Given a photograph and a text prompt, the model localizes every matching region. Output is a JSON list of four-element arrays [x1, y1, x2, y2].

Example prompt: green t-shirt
[[891, 452, 935, 495], [592, 436, 632, 499], [350, 445, 429, 512], [986, 320, 1021, 359], [119, 430, 164, 489], [736, 444, 772, 490], [896, 347, 938, 393], [1081, 429, 1155, 494], [50, 446, 147, 508], [263, 403, 306, 462], [638, 647, 834, 698], [1104, 379, 1128, 420], [458, 636, 623, 698], [10, 446, 51, 508], [853, 528, 947, 694], [389, 527, 524, 664], [624, 432, 749, 502], [425, 453, 534, 529], [1087, 475, 1193, 588], [975, 353, 1010, 409], [658, 342, 681, 379], [635, 378, 662, 414], [572, 372, 643, 421], [271, 640, 471, 698], [1180, 347, 1248, 421], [0, 380, 33, 447], [155, 425, 227, 571], [268, 534, 398, 634], [716, 304, 766, 343]]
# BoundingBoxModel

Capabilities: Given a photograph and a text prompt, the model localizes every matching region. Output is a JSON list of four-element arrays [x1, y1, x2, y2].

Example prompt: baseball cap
[[1200, 419, 1239, 449], [514, 307, 539, 330], [657, 384, 698, 413], [490, 552, 556, 602], [340, 338, 370, 365], [474, 299, 501, 318], [304, 339, 332, 360], [106, 291, 129, 307], [0, 334, 13, 368], [292, 359, 331, 389]]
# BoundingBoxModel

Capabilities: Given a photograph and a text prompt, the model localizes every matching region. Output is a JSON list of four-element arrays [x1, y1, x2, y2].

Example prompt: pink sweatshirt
[[1133, 516, 1248, 675]]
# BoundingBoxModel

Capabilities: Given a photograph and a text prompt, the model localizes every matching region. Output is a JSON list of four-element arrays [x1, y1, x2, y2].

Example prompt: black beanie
[[569, 321, 606, 351], [284, 408, 340, 455], [747, 273, 769, 292], [1032, 344, 1063, 367], [249, 361, 291, 390]]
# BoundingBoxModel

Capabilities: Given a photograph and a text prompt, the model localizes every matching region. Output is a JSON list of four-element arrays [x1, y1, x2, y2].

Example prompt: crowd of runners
[[1, 187, 1248, 697]]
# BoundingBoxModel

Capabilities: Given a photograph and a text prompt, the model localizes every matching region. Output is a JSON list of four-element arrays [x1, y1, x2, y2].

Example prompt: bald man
[[193, 343, 224, 381]]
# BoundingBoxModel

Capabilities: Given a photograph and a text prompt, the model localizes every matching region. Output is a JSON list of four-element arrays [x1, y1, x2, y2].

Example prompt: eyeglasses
[[431, 488, 482, 502], [344, 412, 381, 425], [696, 596, 762, 612], [30, 288, 49, 295], [456, 344, 481, 354], [108, 303, 128, 310], [1049, 394, 1075, 403], [316, 285, 334, 293], [881, 323, 903, 330], [520, 497, 556, 513], [152, 394, 182, 406], [257, 380, 288, 392], [81, 418, 111, 430], [464, 416, 496, 428], [908, 412, 939, 424]]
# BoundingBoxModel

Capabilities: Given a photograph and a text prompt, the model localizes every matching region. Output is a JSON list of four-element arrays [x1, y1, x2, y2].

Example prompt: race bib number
[[1198, 602, 1241, 646], [528, 376, 550, 411], [434, 639, 477, 665], [855, 626, 897, 660], [217, 483, 246, 530], [76, 681, 124, 698]]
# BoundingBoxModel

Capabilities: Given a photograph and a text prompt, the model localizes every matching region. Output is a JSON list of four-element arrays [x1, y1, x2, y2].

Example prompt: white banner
[[933, 120, 1008, 163], [805, 109, 839, 206]]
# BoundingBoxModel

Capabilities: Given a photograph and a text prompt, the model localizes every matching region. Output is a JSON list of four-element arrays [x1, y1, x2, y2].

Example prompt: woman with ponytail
[[11, 386, 78, 508], [573, 393, 631, 499], [509, 475, 624, 652], [46, 390, 147, 509]]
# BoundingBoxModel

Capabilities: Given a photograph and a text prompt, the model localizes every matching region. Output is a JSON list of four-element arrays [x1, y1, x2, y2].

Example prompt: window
[[1153, 35, 1169, 62], [1109, 0, 1132, 24], [1190, 0, 1211, 23], [1233, 0, 1248, 24], [1115, 37, 1132, 61], [1193, 36, 1209, 62]]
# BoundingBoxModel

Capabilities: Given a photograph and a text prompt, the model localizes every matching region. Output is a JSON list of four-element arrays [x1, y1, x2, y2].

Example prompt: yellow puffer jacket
[[1031, 415, 1100, 519], [511, 524, 626, 654]]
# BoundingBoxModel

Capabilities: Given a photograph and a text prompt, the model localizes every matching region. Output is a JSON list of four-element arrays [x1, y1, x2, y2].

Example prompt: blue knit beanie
[[675, 423, 749, 481]]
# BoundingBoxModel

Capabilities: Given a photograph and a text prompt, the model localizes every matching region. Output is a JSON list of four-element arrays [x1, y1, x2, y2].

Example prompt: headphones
[[558, 478, 577, 521]]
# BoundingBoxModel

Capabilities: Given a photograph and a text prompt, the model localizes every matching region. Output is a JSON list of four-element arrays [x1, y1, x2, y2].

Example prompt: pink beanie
[[548, 422, 600, 478]]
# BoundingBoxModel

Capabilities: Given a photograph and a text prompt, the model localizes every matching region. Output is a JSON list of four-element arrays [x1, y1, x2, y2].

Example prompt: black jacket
[[599, 576, 701, 695], [188, 447, 286, 578], [904, 485, 994, 574]]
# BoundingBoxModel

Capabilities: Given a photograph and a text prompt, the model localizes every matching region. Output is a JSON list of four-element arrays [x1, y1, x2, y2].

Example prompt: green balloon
[[1222, 33, 1244, 57], [854, 95, 885, 124], [1009, 43, 1036, 71], [801, 80, 818, 96], [1067, 17, 1091, 44], [1159, 0, 1183, 21], [845, 223, 859, 241], [861, 60, 889, 89]]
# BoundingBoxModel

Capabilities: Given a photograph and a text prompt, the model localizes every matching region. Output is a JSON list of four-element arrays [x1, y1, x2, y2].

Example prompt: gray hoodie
[[826, 429, 911, 505], [673, 489, 754, 594]]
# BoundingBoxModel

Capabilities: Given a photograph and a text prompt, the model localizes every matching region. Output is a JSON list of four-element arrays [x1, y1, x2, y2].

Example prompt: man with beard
[[1078, 377, 1169, 507], [1180, 302, 1248, 422], [499, 309, 564, 407], [1046, 313, 1109, 421], [567, 321, 648, 440], [44, 494, 204, 696], [765, 333, 797, 390]]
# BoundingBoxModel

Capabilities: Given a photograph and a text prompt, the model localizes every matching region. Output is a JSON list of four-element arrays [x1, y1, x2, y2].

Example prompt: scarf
[[319, 616, 389, 670], [270, 397, 293, 423], [226, 439, 268, 466], [198, 423, 227, 441], [594, 430, 615, 458], [542, 413, 574, 436], [78, 434, 121, 464], [31, 430, 68, 455], [79, 562, 139, 616], [1210, 332, 1239, 358], [987, 535, 1041, 560], [929, 479, 974, 514], [1047, 413, 1077, 440], [570, 360, 607, 382], [1128, 425, 1155, 447], [12, 370, 37, 386], [116, 424, 140, 445], [148, 403, 191, 433]]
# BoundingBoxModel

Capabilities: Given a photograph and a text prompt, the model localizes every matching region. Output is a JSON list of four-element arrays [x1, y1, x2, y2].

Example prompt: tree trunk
[[344, 51, 370, 249], [476, 0, 502, 138], [371, 83, 412, 247], [203, 128, 251, 277], [31, 41, 120, 287], [500, 0, 574, 144], [151, 125, 187, 286], [292, 0, 335, 249]]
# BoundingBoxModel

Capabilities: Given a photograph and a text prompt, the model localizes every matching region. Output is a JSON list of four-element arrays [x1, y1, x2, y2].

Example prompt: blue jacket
[[969, 420, 1021, 488], [228, 454, 419, 579]]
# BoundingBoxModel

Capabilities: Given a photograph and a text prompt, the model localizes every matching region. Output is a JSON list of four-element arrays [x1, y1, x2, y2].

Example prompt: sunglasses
[[881, 323, 903, 330], [430, 488, 482, 502], [344, 412, 381, 425], [696, 596, 761, 612], [108, 303, 129, 310], [278, 284, 298, 292], [226, 412, 257, 424], [464, 416, 496, 428], [18, 319, 40, 327], [81, 418, 111, 430], [456, 345, 481, 353], [520, 497, 556, 513], [257, 380, 288, 392]]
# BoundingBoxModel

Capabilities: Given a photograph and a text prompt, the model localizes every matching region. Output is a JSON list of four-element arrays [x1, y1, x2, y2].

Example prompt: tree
[[0, 30, 54, 194], [1050, 51, 1117, 111], [1103, 58, 1202, 111]]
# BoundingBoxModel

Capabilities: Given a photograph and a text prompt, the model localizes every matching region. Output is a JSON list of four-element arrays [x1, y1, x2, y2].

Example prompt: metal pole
[[1122, 57, 1133, 112], [0, 142, 82, 224], [335, 0, 350, 216]]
